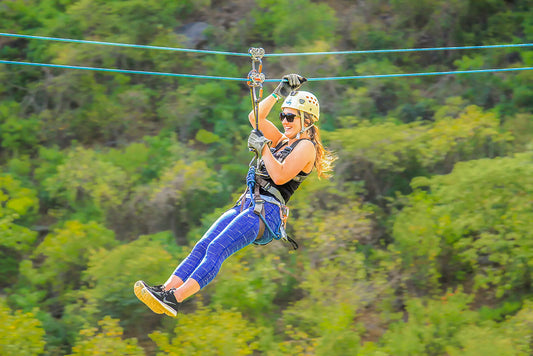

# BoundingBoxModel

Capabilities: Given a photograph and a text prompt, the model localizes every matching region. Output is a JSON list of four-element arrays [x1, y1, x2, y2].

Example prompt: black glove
[[273, 74, 307, 99], [248, 130, 272, 155]]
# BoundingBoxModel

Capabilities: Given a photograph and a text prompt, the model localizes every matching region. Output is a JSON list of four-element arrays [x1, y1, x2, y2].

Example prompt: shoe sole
[[133, 281, 165, 314], [141, 287, 178, 317]]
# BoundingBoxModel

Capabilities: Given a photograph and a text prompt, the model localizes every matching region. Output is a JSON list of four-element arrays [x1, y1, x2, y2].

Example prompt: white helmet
[[281, 91, 320, 120], [281, 91, 319, 138]]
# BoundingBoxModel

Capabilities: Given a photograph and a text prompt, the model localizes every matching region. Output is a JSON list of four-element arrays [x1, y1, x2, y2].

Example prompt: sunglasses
[[279, 112, 299, 123]]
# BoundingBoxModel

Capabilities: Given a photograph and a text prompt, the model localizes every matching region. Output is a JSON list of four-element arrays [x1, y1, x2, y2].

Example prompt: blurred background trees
[[1, 0, 532, 355]]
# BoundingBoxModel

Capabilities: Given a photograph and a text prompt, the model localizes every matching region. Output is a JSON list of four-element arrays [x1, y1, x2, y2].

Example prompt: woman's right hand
[[273, 74, 307, 99]]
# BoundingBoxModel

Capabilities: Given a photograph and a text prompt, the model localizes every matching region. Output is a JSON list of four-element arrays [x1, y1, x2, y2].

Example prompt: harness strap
[[253, 182, 265, 216], [255, 176, 286, 205], [286, 236, 299, 250], [237, 166, 299, 250]]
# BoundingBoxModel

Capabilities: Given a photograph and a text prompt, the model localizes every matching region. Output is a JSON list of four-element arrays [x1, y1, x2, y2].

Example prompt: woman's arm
[[259, 139, 316, 185], [248, 94, 284, 145]]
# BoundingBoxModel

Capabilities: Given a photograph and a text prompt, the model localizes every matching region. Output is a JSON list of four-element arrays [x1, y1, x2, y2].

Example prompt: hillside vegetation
[[1, 0, 532, 355]]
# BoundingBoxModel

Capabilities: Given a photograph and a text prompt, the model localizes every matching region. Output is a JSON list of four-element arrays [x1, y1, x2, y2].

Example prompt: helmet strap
[[299, 111, 316, 137]]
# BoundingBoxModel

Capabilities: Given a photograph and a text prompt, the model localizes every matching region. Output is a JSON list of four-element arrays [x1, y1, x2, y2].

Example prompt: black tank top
[[257, 139, 312, 203]]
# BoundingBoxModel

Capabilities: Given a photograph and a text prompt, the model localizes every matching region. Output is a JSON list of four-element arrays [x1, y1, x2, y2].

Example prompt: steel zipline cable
[[1, 60, 532, 81], [0, 32, 251, 57], [0, 60, 248, 81], [1, 32, 532, 81], [2, 32, 533, 56], [2, 59, 532, 81]]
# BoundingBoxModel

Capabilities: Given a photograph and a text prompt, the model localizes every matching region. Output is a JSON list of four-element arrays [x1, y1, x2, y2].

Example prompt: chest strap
[[255, 176, 285, 206]]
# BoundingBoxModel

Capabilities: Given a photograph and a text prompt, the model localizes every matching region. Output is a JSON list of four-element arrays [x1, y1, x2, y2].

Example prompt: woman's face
[[280, 108, 301, 138]]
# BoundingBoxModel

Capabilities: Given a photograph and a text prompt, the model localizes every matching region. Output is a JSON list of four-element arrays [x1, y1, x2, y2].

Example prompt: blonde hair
[[302, 112, 336, 179]]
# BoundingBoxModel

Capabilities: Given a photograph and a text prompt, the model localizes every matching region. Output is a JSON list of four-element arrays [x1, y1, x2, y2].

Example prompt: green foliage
[[379, 297, 533, 356], [503, 113, 533, 151], [8, 220, 114, 352], [150, 302, 260, 356], [156, 57, 243, 142], [1, 1, 532, 355], [355, 60, 412, 115], [0, 100, 41, 155], [210, 249, 287, 321], [75, 233, 180, 325], [43, 146, 131, 219], [16, 220, 116, 310], [0, 174, 39, 254], [0, 298, 46, 356], [499, 301, 533, 355], [329, 105, 512, 200], [378, 290, 478, 355], [392, 152, 533, 298], [509, 70, 533, 114], [275, 178, 388, 355], [68, 316, 145, 356], [445, 326, 525, 356], [138, 132, 186, 182], [101, 142, 152, 182], [59, 0, 207, 43], [109, 157, 222, 241], [252, 0, 337, 47]]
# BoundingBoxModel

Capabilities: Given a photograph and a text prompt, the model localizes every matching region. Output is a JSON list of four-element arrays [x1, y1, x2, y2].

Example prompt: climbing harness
[[239, 164, 299, 250], [241, 48, 298, 250]]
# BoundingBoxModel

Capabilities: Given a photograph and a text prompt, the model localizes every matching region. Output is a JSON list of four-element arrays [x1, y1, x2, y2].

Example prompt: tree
[[0, 174, 39, 254], [68, 316, 144, 356], [15, 221, 116, 311], [150, 302, 260, 356], [328, 105, 512, 202], [391, 152, 533, 299], [74, 233, 181, 327], [0, 298, 46, 356]]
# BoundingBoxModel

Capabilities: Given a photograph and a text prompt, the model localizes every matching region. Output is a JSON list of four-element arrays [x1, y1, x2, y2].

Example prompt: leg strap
[[253, 184, 265, 216]]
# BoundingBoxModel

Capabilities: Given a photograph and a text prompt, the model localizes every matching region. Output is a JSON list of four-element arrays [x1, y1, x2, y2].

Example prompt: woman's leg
[[166, 206, 241, 289], [137, 201, 281, 315], [173, 202, 281, 302]]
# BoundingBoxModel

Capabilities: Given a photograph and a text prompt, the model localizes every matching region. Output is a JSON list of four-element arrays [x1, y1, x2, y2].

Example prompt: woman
[[134, 74, 334, 317]]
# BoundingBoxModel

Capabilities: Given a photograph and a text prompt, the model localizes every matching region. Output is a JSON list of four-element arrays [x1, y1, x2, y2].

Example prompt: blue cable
[[0, 32, 249, 57], [306, 67, 533, 81], [266, 43, 533, 57], [0, 60, 248, 81], [1, 60, 531, 81], [1, 32, 532, 57]]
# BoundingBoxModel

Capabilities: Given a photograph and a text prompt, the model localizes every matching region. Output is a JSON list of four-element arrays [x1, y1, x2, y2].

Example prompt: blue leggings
[[173, 199, 281, 289]]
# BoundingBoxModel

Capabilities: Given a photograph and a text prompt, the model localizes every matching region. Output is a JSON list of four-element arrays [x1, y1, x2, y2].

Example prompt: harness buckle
[[253, 198, 265, 215]]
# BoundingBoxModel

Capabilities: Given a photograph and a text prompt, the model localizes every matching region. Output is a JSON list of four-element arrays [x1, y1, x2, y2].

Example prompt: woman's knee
[[192, 238, 210, 255]]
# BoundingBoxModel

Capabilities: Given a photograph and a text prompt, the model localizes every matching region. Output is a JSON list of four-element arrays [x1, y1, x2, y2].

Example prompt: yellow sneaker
[[133, 280, 165, 314], [141, 287, 180, 317]]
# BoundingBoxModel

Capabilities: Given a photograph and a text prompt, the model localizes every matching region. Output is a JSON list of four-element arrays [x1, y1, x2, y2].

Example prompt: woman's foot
[[141, 287, 181, 317], [133, 281, 165, 314]]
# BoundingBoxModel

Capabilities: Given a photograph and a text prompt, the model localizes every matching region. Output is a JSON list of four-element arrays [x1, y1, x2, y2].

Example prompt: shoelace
[[161, 289, 179, 305]]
